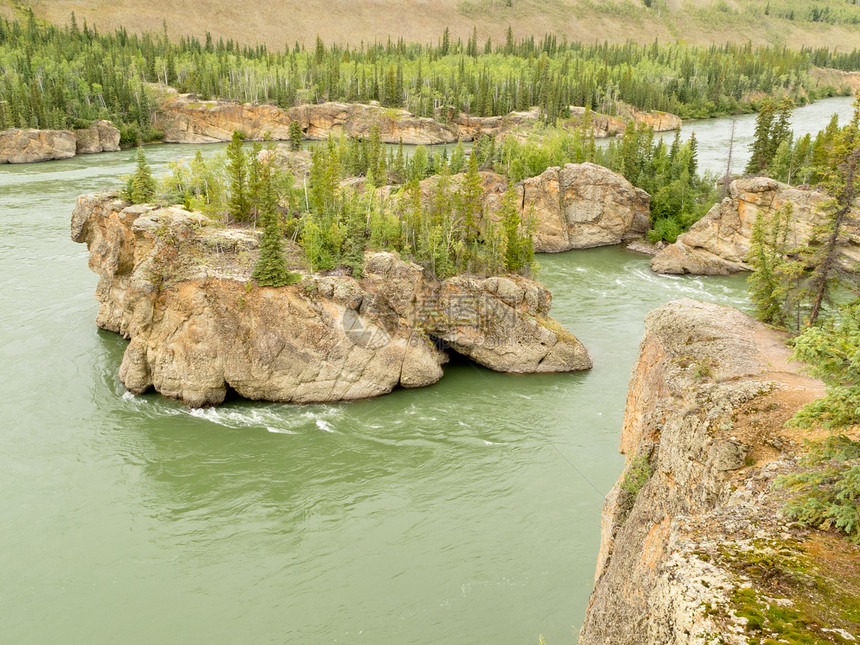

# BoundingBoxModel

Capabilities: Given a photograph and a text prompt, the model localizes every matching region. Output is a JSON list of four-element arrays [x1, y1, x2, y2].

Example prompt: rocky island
[[71, 193, 592, 407]]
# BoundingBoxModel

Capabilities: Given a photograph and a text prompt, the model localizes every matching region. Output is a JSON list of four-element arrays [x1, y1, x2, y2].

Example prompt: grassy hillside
[[2, 0, 859, 50]]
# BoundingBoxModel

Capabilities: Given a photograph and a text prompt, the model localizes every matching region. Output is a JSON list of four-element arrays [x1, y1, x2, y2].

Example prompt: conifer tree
[[459, 152, 484, 242], [499, 183, 523, 273], [392, 139, 406, 184], [770, 97, 794, 161], [226, 130, 249, 221], [128, 145, 157, 204], [687, 131, 698, 178], [289, 120, 302, 151], [252, 150, 299, 287], [746, 203, 803, 329], [806, 98, 860, 325], [746, 99, 776, 174]]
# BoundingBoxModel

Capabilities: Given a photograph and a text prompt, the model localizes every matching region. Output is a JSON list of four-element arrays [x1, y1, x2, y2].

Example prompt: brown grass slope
[[2, 0, 859, 50]]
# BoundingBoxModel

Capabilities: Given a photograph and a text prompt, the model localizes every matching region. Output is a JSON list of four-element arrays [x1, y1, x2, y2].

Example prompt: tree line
[[2, 10, 858, 138]]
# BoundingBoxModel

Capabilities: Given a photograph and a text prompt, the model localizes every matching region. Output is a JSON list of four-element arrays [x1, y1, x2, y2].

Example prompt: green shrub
[[776, 436, 860, 543]]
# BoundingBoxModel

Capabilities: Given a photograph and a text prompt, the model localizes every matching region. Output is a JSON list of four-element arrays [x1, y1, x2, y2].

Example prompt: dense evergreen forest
[[1, 10, 859, 143]]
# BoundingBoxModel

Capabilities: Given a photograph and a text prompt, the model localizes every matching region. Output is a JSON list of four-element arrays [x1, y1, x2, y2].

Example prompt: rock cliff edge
[[579, 299, 859, 645]]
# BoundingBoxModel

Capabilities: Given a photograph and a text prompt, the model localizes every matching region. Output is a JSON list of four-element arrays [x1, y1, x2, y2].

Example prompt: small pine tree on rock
[[252, 150, 299, 287], [226, 130, 249, 222], [289, 120, 302, 151], [126, 145, 157, 204]]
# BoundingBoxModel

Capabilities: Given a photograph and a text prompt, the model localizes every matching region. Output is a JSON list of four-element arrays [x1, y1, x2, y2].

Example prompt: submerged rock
[[71, 193, 591, 407], [651, 176, 860, 275], [0, 128, 76, 163]]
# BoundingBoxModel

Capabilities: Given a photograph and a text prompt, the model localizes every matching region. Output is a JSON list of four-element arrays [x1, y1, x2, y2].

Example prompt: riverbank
[[0, 94, 682, 164]]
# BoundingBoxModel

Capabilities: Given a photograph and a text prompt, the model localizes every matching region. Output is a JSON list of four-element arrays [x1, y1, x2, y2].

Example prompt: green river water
[[0, 96, 854, 644]]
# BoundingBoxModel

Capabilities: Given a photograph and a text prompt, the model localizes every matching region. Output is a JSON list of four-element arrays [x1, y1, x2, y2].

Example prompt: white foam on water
[[267, 426, 298, 435], [173, 404, 344, 436], [316, 419, 335, 433]]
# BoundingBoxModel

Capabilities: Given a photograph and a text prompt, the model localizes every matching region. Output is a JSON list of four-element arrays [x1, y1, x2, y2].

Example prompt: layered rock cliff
[[651, 176, 860, 275], [0, 128, 76, 163], [71, 193, 591, 407], [0, 121, 121, 163], [155, 94, 681, 146], [578, 299, 860, 645]]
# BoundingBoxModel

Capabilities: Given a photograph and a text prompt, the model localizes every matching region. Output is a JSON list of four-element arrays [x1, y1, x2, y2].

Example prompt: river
[[0, 96, 853, 644]]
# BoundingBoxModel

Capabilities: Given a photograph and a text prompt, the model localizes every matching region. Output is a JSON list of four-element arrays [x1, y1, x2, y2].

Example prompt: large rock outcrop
[[156, 95, 295, 143], [73, 120, 122, 154], [384, 164, 650, 253], [651, 176, 860, 275], [510, 163, 651, 252], [71, 193, 591, 407], [155, 94, 681, 146], [0, 128, 76, 163], [578, 299, 860, 645]]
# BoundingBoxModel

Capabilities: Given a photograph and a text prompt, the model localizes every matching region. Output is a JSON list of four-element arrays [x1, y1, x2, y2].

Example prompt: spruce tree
[[128, 145, 157, 204], [746, 203, 802, 329], [459, 152, 484, 243], [226, 130, 249, 221], [770, 97, 794, 161], [499, 183, 523, 273], [746, 99, 776, 174], [252, 151, 299, 287], [806, 99, 860, 325], [289, 120, 302, 151]]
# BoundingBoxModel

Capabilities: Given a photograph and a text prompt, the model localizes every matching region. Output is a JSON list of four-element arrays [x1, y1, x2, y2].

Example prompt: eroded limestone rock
[[73, 120, 121, 154], [154, 93, 681, 146], [385, 163, 650, 253], [577, 299, 844, 645]]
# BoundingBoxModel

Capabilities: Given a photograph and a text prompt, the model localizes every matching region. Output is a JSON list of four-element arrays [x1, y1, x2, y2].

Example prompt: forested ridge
[[1, 10, 859, 142]]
